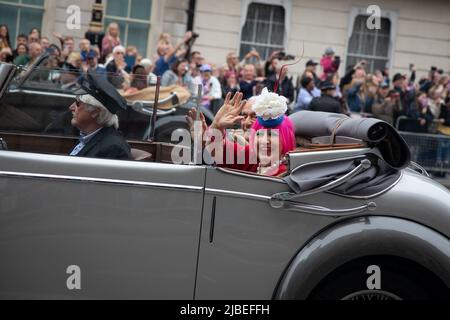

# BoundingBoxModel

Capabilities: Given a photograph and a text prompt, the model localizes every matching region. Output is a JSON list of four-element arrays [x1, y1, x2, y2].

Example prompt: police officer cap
[[74, 70, 127, 114], [320, 80, 336, 90]]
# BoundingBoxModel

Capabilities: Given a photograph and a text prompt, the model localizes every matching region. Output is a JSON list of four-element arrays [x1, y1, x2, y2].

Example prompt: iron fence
[[400, 131, 450, 174]]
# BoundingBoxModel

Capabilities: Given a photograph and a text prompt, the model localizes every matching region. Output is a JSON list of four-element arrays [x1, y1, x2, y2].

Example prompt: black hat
[[74, 70, 127, 114], [320, 80, 336, 90], [392, 73, 406, 82], [306, 59, 318, 67]]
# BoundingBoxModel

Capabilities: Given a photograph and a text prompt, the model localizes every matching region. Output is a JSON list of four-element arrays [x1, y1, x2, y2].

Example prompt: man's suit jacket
[[74, 126, 131, 160]]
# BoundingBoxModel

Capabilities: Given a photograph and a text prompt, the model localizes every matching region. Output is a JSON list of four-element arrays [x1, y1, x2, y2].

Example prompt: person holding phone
[[153, 31, 193, 76], [105, 45, 130, 89], [81, 49, 106, 79], [372, 83, 401, 125]]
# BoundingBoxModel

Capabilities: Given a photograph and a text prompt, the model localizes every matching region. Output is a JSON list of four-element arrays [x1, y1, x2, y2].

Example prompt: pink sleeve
[[218, 139, 257, 172], [320, 57, 333, 69], [102, 36, 112, 55]]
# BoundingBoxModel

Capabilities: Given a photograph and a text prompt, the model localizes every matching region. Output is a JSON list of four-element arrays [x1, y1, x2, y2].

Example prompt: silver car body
[[0, 148, 449, 299], [0, 62, 449, 299]]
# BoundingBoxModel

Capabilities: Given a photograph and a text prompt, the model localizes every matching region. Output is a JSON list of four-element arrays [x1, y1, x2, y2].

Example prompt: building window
[[346, 15, 391, 73], [0, 0, 44, 48], [105, 0, 152, 56], [239, 3, 285, 60]]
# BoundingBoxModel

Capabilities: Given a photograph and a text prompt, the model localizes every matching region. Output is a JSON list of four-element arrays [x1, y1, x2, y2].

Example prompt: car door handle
[[278, 200, 377, 217]]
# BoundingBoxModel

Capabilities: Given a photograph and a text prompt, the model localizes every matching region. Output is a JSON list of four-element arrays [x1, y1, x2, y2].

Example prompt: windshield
[[0, 66, 194, 144]]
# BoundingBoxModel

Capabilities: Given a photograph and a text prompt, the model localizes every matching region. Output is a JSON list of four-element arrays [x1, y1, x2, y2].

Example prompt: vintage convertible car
[[0, 61, 449, 300]]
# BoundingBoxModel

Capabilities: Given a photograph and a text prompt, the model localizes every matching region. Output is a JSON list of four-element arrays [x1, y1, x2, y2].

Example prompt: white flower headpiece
[[251, 87, 287, 121]]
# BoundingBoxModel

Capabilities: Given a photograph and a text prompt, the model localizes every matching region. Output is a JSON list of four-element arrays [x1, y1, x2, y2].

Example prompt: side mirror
[[0, 63, 17, 101]]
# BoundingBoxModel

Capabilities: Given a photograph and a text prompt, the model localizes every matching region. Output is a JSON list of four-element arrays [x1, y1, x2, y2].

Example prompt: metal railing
[[396, 117, 450, 174]]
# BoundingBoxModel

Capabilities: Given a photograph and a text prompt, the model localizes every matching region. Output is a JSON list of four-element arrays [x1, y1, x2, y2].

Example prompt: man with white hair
[[105, 45, 130, 89], [69, 71, 131, 160]]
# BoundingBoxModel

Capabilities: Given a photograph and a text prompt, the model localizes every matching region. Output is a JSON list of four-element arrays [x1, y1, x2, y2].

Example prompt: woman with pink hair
[[187, 90, 296, 176]]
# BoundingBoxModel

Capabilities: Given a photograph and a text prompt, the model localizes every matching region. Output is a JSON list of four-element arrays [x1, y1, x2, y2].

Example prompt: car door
[[0, 150, 206, 299], [195, 167, 368, 299]]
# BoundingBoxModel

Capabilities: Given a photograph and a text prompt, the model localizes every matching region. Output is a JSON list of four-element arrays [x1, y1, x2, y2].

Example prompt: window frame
[[238, 0, 292, 60], [345, 6, 398, 74], [104, 0, 152, 56], [0, 0, 45, 48]]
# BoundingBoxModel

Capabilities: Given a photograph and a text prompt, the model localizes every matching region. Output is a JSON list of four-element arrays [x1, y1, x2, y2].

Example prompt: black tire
[[309, 256, 449, 300]]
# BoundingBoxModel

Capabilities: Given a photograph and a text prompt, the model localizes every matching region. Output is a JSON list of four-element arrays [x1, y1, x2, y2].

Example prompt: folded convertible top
[[289, 111, 411, 169]]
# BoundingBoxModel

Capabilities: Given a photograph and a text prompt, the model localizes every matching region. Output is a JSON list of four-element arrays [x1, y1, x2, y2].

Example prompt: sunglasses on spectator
[[115, 51, 125, 55]]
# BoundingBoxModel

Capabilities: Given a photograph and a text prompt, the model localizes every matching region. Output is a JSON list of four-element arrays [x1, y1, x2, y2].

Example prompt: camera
[[276, 52, 295, 61], [185, 32, 199, 47], [284, 54, 296, 60], [46, 47, 56, 56], [389, 90, 400, 99]]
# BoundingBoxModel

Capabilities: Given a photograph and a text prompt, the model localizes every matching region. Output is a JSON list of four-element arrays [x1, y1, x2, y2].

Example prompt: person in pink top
[[101, 22, 121, 62], [320, 47, 340, 81]]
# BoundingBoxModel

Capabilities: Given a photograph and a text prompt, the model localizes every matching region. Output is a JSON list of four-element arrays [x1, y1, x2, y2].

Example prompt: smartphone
[[46, 47, 56, 55]]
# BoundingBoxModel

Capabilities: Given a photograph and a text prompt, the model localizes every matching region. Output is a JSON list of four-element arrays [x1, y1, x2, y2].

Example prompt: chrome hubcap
[[342, 290, 402, 300]]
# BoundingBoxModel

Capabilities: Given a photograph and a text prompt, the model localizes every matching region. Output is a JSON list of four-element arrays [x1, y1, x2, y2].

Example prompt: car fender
[[274, 216, 450, 299]]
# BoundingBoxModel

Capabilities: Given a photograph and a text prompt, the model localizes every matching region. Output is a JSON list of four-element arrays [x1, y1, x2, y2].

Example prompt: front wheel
[[309, 256, 449, 300]]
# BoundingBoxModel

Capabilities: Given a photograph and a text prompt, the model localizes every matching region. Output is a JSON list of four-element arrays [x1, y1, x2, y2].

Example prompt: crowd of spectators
[[0, 22, 448, 138], [292, 47, 449, 138]]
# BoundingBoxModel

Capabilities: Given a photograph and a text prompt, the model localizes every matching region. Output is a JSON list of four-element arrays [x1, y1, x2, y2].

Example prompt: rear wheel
[[309, 256, 449, 300]]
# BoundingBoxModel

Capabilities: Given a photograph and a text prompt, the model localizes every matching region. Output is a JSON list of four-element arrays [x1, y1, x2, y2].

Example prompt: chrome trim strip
[[215, 167, 286, 184], [288, 147, 370, 157], [282, 201, 377, 217], [8, 89, 76, 98], [205, 188, 271, 201], [0, 170, 203, 192], [408, 161, 430, 177], [205, 187, 377, 218], [290, 154, 367, 175]]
